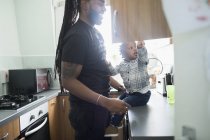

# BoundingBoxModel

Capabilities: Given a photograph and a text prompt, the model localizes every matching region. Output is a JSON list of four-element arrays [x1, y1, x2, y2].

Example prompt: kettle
[[156, 74, 167, 96]]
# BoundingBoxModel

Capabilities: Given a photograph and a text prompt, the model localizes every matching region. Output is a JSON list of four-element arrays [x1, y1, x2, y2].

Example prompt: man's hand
[[99, 97, 131, 115]]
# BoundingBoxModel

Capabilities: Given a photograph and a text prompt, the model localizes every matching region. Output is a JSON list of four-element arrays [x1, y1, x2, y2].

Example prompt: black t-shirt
[[61, 20, 110, 103]]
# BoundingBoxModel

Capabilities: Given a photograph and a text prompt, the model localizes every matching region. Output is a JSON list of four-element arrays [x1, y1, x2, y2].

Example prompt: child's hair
[[119, 41, 136, 58], [119, 42, 128, 58]]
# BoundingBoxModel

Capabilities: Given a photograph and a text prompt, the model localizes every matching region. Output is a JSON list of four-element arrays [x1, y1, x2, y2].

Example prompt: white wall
[[14, 0, 59, 89], [0, 0, 21, 57], [0, 0, 57, 69], [0, 0, 23, 69], [0, 0, 59, 95], [0, 0, 23, 95], [14, 0, 56, 68], [14, 0, 55, 56], [174, 28, 210, 140], [162, 0, 210, 139]]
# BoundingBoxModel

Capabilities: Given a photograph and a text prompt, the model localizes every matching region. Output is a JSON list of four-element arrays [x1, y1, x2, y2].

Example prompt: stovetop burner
[[0, 94, 43, 110]]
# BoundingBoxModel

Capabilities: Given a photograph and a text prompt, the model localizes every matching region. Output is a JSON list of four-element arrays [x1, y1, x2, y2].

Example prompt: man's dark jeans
[[69, 90, 110, 140]]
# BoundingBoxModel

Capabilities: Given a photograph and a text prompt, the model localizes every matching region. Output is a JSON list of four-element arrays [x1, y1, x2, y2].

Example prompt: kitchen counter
[[1, 88, 174, 140], [128, 89, 174, 140], [0, 89, 60, 126]]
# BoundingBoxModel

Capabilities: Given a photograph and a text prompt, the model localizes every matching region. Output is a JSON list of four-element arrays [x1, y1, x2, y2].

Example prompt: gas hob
[[0, 94, 44, 110]]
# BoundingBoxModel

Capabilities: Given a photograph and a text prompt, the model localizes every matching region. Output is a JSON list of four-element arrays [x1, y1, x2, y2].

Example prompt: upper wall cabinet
[[110, 0, 127, 43], [110, 0, 171, 42]]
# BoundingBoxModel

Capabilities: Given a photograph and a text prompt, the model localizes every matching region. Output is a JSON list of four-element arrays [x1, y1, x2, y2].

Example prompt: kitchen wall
[[174, 28, 210, 140], [15, 0, 59, 89], [163, 0, 210, 139], [0, 0, 60, 95], [14, 0, 56, 68], [0, 0, 23, 95], [0, 0, 23, 69], [0, 0, 56, 69]]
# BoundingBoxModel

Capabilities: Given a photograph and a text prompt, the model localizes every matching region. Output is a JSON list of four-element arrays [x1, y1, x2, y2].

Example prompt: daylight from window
[[95, 6, 173, 86]]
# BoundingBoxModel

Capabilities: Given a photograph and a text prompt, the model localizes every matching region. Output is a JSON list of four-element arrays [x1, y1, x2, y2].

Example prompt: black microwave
[[9, 68, 52, 95]]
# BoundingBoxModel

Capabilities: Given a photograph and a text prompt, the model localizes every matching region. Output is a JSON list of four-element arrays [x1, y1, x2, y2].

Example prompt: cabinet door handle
[[62, 98, 65, 109], [0, 133, 8, 140], [50, 99, 56, 105], [113, 10, 118, 37]]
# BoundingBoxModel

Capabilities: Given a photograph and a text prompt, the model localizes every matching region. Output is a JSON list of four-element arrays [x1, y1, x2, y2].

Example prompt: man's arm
[[109, 76, 125, 92], [61, 61, 100, 104], [61, 61, 129, 113], [106, 62, 118, 76]]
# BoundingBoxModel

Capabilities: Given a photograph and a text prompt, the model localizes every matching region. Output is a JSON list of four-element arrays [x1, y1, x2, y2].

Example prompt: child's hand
[[137, 41, 145, 49]]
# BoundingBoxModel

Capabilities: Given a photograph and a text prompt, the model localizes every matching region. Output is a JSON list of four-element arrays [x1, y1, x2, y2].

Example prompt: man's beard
[[89, 8, 102, 25]]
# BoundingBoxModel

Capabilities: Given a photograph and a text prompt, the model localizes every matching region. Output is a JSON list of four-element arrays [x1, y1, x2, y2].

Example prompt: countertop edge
[[0, 89, 60, 126]]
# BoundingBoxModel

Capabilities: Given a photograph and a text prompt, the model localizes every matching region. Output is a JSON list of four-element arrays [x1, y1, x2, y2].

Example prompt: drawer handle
[[0, 133, 8, 140], [62, 99, 65, 108]]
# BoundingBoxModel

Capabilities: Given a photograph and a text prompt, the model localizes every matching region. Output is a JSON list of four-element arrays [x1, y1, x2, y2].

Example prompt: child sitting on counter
[[109, 41, 151, 127]]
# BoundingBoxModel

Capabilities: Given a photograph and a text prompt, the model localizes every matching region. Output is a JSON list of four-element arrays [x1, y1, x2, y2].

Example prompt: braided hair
[[55, 0, 81, 92]]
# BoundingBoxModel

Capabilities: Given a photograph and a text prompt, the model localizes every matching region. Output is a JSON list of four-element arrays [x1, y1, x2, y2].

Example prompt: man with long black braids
[[55, 0, 130, 139]]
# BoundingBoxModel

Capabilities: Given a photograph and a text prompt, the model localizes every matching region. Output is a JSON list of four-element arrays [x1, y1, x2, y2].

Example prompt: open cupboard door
[[110, 0, 171, 42]]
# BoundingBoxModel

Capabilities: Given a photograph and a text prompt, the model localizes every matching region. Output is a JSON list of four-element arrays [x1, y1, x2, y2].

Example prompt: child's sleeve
[[107, 63, 119, 76], [138, 47, 149, 65]]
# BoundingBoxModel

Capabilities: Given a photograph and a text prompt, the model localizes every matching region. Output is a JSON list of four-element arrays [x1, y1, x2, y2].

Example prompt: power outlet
[[0, 70, 9, 83], [182, 126, 196, 140]]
